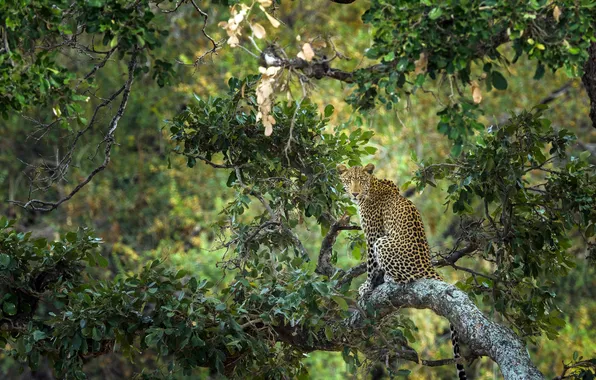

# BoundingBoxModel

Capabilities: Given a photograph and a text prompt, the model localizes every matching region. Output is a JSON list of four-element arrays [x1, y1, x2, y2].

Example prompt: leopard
[[337, 163, 466, 380]]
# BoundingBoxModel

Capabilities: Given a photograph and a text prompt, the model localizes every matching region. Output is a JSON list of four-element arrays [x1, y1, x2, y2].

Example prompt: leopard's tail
[[450, 324, 466, 380]]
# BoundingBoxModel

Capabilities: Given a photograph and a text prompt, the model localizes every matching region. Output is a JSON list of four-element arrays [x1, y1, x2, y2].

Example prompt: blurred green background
[[1, 1, 594, 378]]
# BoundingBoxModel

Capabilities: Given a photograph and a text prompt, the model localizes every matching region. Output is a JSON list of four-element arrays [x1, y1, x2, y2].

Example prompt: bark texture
[[348, 280, 544, 380]]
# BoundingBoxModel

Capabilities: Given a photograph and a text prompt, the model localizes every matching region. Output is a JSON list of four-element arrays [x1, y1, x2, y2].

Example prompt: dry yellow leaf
[[252, 23, 266, 39], [471, 81, 482, 104], [227, 35, 240, 47], [264, 123, 273, 136], [298, 43, 315, 62], [414, 52, 427, 75], [260, 6, 280, 28], [258, 0, 272, 7], [553, 6, 561, 23]]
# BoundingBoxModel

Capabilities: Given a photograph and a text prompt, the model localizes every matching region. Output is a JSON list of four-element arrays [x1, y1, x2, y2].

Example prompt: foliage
[[170, 75, 375, 255], [413, 106, 595, 339], [0, 215, 358, 379], [1, 0, 595, 379], [349, 0, 596, 150], [0, 0, 173, 119]]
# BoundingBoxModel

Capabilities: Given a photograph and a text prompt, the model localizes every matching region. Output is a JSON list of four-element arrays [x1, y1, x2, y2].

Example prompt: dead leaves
[[297, 43, 315, 62], [251, 23, 266, 39], [553, 5, 562, 23], [218, 4, 249, 47], [256, 66, 282, 136], [414, 52, 428, 75], [219, 1, 281, 48], [470, 80, 483, 104]]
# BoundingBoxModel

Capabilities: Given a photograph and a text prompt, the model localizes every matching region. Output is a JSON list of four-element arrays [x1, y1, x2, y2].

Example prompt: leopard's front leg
[[359, 238, 385, 298]]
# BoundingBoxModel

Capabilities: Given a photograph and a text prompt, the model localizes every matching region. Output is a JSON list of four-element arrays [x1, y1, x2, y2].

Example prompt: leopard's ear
[[337, 164, 348, 174], [364, 163, 375, 174]]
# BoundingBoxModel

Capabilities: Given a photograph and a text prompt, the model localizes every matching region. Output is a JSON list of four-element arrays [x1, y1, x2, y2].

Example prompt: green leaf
[[491, 71, 508, 90], [352, 245, 361, 260], [428, 8, 443, 20], [32, 331, 46, 341], [97, 255, 109, 268], [2, 302, 16, 315], [0, 254, 10, 268], [65, 231, 77, 243], [324, 104, 334, 117], [579, 150, 591, 161], [331, 296, 349, 311], [533, 62, 545, 80], [364, 146, 377, 155]]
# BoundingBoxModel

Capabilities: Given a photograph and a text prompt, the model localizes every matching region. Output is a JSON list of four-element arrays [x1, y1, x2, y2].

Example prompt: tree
[[1, 0, 595, 379]]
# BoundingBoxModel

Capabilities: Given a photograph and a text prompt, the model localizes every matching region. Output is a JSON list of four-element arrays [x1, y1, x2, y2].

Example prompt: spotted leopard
[[337, 163, 466, 380]]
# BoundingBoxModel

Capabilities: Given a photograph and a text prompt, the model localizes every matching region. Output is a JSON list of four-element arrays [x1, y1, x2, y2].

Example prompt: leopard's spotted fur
[[338, 163, 466, 380]]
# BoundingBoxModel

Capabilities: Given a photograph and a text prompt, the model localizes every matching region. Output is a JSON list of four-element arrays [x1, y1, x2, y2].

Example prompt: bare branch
[[10, 50, 139, 212], [185, 154, 237, 169], [539, 81, 574, 105], [78, 45, 118, 86], [317, 214, 351, 277], [433, 244, 478, 267], [189, 0, 222, 64]]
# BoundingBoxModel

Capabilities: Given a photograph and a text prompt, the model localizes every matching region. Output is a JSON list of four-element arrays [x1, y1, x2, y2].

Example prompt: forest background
[[0, 0, 595, 379]]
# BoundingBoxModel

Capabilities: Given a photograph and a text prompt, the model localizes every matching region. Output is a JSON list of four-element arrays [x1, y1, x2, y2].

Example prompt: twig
[[186, 155, 237, 169], [336, 263, 367, 288], [189, 0, 221, 64], [316, 214, 351, 277], [10, 50, 139, 211], [433, 244, 478, 267]]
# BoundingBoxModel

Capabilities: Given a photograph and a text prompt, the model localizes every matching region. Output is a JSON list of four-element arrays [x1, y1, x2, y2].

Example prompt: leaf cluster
[[170, 76, 375, 256], [1, 0, 172, 120], [0, 218, 359, 379], [413, 106, 595, 339]]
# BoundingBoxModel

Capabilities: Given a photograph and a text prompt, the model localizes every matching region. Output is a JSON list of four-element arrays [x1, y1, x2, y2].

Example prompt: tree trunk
[[582, 42, 596, 129]]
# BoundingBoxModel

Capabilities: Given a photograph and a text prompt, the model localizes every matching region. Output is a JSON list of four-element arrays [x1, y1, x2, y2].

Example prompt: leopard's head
[[337, 164, 375, 202]]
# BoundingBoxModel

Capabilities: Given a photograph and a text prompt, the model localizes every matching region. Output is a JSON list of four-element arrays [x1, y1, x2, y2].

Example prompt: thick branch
[[347, 280, 544, 380], [260, 48, 393, 83], [539, 82, 573, 105], [316, 214, 358, 277], [260, 29, 510, 84], [336, 262, 366, 288]]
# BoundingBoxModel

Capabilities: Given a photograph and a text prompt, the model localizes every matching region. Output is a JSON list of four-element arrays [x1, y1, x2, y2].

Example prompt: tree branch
[[336, 262, 366, 288], [189, 0, 222, 64], [10, 50, 139, 212], [316, 214, 353, 277], [346, 280, 544, 380], [433, 244, 478, 267]]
